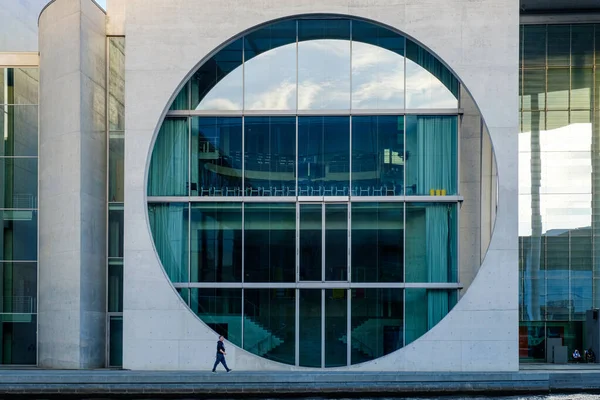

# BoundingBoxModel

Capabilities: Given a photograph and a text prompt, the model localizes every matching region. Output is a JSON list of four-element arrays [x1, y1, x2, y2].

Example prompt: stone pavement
[[0, 366, 598, 397]]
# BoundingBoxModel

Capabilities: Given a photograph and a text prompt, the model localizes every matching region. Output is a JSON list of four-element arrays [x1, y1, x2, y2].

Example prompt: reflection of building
[[0, 0, 525, 371], [519, 17, 600, 362]]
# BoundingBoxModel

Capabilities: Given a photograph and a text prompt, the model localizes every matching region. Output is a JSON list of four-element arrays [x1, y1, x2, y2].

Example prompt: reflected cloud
[[352, 43, 403, 109], [519, 122, 593, 236], [245, 44, 297, 110], [192, 39, 457, 111], [406, 60, 457, 109], [247, 80, 296, 110]]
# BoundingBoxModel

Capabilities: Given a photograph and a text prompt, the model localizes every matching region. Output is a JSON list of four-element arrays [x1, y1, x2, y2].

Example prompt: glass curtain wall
[[107, 37, 125, 367], [149, 17, 461, 367], [519, 23, 600, 362], [0, 67, 38, 365]]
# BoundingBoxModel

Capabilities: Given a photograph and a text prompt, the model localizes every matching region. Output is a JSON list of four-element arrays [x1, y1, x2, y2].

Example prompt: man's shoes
[[227, 369, 232, 373], [211, 370, 216, 373]]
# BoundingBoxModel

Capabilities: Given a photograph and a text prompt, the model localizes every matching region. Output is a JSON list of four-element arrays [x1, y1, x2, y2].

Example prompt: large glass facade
[[149, 17, 461, 367], [519, 23, 600, 362], [0, 67, 38, 365]]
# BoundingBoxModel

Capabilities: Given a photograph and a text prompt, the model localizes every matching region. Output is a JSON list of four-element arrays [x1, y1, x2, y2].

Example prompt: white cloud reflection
[[194, 39, 457, 111], [518, 122, 593, 237]]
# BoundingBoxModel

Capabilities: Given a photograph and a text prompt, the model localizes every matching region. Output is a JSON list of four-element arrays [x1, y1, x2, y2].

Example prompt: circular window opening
[[147, 16, 496, 367]]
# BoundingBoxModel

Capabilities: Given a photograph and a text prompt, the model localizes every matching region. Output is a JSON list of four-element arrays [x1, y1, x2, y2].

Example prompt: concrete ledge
[[0, 370, 597, 397]]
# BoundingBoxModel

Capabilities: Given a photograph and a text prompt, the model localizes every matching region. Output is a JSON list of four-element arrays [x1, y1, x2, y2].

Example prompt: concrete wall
[[106, 0, 125, 36], [123, 0, 519, 371], [38, 0, 107, 368], [0, 0, 48, 52]]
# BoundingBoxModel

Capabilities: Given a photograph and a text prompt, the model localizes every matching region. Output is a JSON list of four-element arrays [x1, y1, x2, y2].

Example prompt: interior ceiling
[[521, 0, 600, 14]]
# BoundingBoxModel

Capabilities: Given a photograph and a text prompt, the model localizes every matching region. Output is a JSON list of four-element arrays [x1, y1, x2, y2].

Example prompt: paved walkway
[[0, 366, 599, 397]]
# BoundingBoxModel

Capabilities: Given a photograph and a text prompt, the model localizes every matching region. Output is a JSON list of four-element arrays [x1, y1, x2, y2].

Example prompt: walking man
[[212, 335, 231, 373]]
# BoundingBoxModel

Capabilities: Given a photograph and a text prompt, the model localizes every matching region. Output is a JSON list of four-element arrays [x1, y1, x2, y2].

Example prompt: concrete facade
[[0, 0, 48, 52], [38, 0, 107, 368], [122, 0, 518, 371]]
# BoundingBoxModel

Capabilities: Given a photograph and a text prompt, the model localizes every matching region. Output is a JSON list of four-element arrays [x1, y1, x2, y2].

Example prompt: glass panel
[[405, 203, 457, 283], [522, 25, 546, 68], [0, 314, 36, 364], [540, 194, 591, 234], [192, 39, 243, 110], [520, 235, 546, 321], [351, 20, 404, 109], [177, 288, 190, 305], [519, 322, 546, 361], [108, 134, 124, 202], [405, 289, 455, 345], [148, 118, 189, 196], [547, 25, 570, 67], [405, 40, 458, 109], [0, 262, 36, 313], [244, 21, 297, 110], [350, 288, 403, 365], [108, 259, 123, 313], [596, 69, 600, 110], [571, 110, 591, 124], [571, 279, 591, 320], [244, 116, 296, 196], [243, 289, 295, 365], [351, 115, 404, 196], [325, 204, 347, 281], [405, 115, 457, 195], [547, 69, 569, 110], [0, 105, 38, 157], [109, 316, 123, 367], [546, 279, 570, 321], [521, 69, 545, 111], [190, 203, 242, 283], [299, 289, 321, 367], [190, 288, 242, 347], [298, 20, 351, 110], [299, 204, 322, 281], [108, 38, 125, 130], [0, 157, 37, 209], [350, 289, 404, 364], [169, 84, 188, 111], [571, 229, 592, 273], [570, 68, 593, 109], [547, 321, 584, 360], [546, 235, 569, 278], [325, 288, 347, 367], [541, 151, 591, 194], [546, 110, 569, 131], [244, 203, 295, 282], [108, 204, 123, 258], [191, 117, 242, 197], [351, 203, 403, 283], [571, 25, 594, 67], [147, 203, 189, 282], [298, 116, 349, 196], [0, 210, 37, 261], [596, 24, 600, 67], [0, 68, 38, 105]]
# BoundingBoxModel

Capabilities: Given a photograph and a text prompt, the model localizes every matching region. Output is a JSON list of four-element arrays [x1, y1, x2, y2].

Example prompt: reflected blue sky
[[95, 0, 106, 9]]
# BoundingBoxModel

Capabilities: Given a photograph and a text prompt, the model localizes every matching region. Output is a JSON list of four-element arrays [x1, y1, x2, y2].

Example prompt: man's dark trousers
[[212, 353, 230, 372]]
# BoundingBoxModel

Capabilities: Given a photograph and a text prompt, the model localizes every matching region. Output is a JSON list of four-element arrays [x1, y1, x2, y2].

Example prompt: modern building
[[0, 0, 596, 371]]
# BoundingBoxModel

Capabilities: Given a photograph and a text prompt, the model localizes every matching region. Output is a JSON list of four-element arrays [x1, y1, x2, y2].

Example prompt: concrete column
[[459, 87, 482, 295], [38, 0, 107, 368]]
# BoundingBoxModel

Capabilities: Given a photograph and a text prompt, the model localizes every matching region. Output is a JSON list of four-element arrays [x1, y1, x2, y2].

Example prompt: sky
[[95, 0, 106, 10]]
